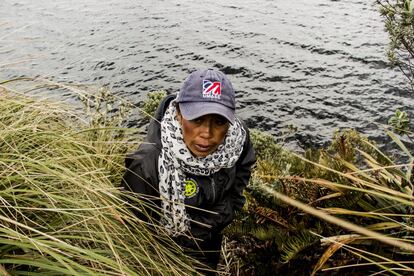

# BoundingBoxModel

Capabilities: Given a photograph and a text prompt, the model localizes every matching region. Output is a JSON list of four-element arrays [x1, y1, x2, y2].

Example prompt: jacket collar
[[144, 94, 177, 149]]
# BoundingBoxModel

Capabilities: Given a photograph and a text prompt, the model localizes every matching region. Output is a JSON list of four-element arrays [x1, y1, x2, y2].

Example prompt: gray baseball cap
[[176, 69, 236, 124]]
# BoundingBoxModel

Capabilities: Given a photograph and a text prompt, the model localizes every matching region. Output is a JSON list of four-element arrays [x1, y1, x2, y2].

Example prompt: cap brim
[[178, 102, 235, 124]]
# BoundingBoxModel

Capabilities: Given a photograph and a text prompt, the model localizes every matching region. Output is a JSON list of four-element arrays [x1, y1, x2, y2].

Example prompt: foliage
[[78, 86, 132, 129], [224, 128, 414, 275], [378, 0, 414, 90], [140, 90, 167, 121], [0, 86, 198, 275], [389, 109, 411, 136], [2, 81, 413, 275], [250, 129, 283, 160]]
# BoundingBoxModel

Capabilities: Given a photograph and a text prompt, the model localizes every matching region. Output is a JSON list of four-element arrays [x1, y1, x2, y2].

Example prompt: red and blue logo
[[203, 80, 221, 98]]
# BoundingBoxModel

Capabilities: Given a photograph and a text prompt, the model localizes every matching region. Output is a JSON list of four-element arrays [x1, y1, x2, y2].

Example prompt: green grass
[[0, 86, 199, 275], [3, 84, 413, 275], [225, 128, 414, 275]]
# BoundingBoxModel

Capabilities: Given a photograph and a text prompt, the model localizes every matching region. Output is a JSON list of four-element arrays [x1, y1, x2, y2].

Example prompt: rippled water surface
[[1, 0, 412, 148]]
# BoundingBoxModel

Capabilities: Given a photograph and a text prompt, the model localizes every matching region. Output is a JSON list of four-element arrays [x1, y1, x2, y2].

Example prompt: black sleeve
[[190, 126, 256, 237], [230, 125, 256, 212]]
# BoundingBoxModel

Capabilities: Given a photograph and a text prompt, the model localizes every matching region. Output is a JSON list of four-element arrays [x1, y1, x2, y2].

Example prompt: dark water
[[1, 0, 412, 149]]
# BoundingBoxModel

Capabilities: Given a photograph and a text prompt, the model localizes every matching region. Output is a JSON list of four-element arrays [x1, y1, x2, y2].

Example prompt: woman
[[122, 69, 256, 271]]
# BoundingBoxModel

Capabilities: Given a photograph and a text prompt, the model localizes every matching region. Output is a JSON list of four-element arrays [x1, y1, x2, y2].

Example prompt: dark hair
[[174, 101, 181, 114]]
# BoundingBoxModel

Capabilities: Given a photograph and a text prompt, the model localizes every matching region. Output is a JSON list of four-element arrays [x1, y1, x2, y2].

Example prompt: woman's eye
[[191, 118, 203, 124], [215, 117, 227, 126]]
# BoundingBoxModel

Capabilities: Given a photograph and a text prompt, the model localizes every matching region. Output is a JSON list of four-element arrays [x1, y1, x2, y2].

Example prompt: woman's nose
[[199, 120, 213, 138]]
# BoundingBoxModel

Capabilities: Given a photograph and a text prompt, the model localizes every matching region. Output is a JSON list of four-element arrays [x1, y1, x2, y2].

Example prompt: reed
[[0, 86, 198, 275]]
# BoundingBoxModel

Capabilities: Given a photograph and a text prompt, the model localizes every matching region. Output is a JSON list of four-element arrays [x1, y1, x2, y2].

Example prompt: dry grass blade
[[386, 130, 413, 159], [310, 192, 343, 204], [312, 232, 414, 275], [261, 186, 414, 252], [366, 222, 403, 231], [0, 264, 11, 276], [278, 176, 414, 207], [311, 235, 359, 276], [322, 207, 382, 219], [289, 152, 414, 201]]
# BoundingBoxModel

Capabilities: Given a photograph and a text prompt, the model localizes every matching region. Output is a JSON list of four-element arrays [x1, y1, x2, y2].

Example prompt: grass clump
[[224, 129, 414, 275], [0, 87, 197, 275]]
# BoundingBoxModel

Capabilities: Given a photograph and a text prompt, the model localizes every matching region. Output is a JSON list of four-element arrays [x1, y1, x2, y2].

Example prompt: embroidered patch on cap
[[202, 80, 221, 99], [184, 178, 199, 198]]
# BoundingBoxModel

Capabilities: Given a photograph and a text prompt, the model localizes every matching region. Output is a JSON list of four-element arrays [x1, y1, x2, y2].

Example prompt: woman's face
[[177, 112, 230, 157]]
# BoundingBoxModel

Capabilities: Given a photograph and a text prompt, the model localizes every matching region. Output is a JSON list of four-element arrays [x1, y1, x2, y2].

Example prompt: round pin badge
[[184, 178, 199, 198]]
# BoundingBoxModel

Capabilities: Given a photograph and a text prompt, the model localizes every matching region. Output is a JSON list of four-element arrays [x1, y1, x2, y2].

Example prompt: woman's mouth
[[194, 144, 211, 152]]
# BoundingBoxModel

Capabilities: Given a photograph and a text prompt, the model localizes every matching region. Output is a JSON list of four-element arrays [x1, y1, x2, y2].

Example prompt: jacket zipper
[[211, 178, 216, 203]]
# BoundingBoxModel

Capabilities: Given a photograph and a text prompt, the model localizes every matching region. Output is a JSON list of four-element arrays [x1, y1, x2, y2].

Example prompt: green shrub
[[389, 109, 411, 135], [378, 0, 414, 90], [140, 90, 167, 121], [227, 128, 414, 275]]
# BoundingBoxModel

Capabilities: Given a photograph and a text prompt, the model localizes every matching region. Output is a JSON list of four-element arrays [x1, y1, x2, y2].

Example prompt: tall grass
[[225, 129, 414, 275], [0, 85, 198, 275]]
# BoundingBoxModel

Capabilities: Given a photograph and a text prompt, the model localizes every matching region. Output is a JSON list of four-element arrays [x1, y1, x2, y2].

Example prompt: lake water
[[1, 0, 412, 149]]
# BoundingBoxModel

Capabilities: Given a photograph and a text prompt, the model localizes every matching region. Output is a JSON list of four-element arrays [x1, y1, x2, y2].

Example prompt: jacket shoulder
[[236, 117, 256, 166], [123, 143, 161, 196], [125, 143, 160, 171], [145, 94, 176, 145]]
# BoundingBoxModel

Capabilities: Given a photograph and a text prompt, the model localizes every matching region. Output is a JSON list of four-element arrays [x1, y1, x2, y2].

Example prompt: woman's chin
[[192, 150, 210, 158], [190, 144, 211, 157]]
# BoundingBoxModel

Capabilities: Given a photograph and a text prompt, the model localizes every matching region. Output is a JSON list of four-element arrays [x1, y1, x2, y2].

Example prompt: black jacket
[[122, 94, 256, 248]]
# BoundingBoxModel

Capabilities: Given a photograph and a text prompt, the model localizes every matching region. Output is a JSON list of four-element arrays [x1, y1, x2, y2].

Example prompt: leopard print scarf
[[158, 100, 246, 237]]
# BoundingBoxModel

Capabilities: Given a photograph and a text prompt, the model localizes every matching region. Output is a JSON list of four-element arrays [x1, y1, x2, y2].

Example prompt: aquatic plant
[[0, 83, 198, 275]]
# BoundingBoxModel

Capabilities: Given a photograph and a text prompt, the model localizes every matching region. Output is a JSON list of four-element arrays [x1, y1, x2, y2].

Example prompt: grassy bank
[[0, 86, 198, 275], [1, 84, 413, 275]]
